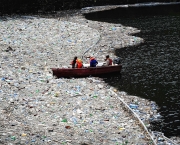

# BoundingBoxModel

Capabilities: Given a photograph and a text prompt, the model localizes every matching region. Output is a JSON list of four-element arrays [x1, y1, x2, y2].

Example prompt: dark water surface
[[85, 3, 180, 137]]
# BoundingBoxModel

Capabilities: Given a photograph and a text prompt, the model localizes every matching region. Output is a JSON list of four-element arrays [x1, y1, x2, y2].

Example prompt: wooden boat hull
[[51, 65, 122, 78]]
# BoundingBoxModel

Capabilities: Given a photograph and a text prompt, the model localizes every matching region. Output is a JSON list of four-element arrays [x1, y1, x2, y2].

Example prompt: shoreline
[[0, 6, 179, 144]]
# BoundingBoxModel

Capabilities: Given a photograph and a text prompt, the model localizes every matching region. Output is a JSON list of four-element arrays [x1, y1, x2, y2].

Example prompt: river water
[[85, 3, 180, 137]]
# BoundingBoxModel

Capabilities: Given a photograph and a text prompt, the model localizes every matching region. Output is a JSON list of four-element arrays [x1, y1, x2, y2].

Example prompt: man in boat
[[87, 56, 98, 67], [103, 55, 113, 66], [70, 56, 83, 68]]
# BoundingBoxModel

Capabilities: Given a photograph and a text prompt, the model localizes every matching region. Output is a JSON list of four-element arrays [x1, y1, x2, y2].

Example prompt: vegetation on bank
[[0, 0, 180, 14]]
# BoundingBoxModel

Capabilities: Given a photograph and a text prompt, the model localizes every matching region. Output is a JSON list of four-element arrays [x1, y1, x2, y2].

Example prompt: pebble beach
[[0, 6, 179, 145]]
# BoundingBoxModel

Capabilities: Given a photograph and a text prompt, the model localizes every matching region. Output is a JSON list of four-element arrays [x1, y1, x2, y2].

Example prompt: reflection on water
[[85, 4, 180, 137]]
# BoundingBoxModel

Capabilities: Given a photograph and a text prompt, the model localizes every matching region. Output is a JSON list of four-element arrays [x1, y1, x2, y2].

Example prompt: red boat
[[51, 65, 122, 78]]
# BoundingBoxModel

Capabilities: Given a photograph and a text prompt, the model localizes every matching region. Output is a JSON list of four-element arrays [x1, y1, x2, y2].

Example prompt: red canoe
[[51, 65, 122, 78]]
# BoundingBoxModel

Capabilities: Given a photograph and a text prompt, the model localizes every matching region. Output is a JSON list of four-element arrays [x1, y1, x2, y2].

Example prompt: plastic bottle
[[72, 117, 77, 124], [61, 119, 67, 123], [129, 104, 138, 109], [76, 86, 81, 92]]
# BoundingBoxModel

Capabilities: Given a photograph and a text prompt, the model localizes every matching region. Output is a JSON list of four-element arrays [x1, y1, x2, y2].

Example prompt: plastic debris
[[0, 7, 178, 145]]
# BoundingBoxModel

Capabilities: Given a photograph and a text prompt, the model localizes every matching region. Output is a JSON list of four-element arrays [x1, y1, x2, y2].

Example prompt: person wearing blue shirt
[[88, 56, 98, 67]]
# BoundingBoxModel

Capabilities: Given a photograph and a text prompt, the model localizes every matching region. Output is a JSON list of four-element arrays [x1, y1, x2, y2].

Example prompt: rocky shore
[[0, 6, 179, 145]]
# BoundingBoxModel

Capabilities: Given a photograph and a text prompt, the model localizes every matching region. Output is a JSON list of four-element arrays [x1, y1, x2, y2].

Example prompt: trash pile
[[0, 16, 153, 144], [0, 75, 153, 144], [0, 16, 100, 67], [117, 92, 161, 129], [1, 8, 179, 144]]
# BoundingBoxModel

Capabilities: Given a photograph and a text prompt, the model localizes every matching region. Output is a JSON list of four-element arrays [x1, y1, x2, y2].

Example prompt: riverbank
[[0, 6, 179, 144]]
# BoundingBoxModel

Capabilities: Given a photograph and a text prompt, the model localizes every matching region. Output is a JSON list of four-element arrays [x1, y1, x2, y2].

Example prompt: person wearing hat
[[86, 56, 98, 67], [103, 55, 112, 66]]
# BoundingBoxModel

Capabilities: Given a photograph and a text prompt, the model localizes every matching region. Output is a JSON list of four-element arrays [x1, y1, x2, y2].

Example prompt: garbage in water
[[0, 7, 178, 144]]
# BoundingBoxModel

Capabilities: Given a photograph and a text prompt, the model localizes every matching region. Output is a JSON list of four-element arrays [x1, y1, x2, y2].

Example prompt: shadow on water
[[84, 3, 180, 137]]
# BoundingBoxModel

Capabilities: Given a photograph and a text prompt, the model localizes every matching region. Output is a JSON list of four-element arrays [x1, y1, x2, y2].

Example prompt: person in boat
[[70, 56, 83, 68], [103, 55, 113, 66], [87, 56, 98, 67]]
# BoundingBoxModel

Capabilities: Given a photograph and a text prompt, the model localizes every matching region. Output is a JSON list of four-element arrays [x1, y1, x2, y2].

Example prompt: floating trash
[[0, 9, 177, 144]]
